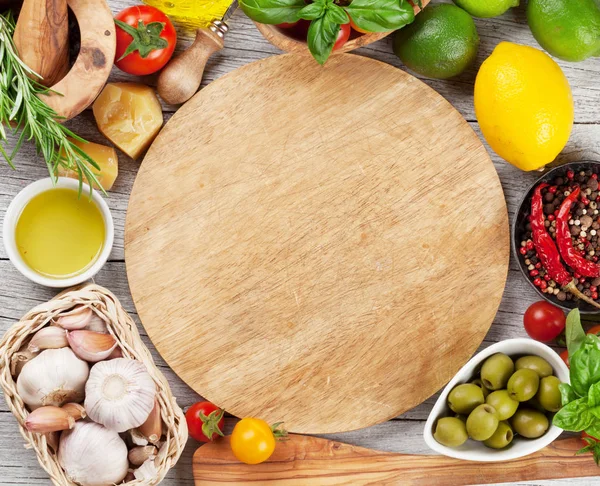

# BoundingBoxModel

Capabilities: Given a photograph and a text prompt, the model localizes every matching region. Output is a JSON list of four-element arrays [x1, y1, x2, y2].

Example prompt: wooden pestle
[[13, 0, 70, 87]]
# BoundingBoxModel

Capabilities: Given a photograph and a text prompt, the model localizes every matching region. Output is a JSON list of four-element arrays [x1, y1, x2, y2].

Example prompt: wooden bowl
[[254, 0, 430, 55]]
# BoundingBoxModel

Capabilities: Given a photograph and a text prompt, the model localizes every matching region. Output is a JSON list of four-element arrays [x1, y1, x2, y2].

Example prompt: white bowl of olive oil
[[3, 178, 114, 288]]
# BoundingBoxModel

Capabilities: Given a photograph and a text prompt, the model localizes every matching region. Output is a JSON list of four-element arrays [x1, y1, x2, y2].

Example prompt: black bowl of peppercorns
[[514, 161, 600, 313]]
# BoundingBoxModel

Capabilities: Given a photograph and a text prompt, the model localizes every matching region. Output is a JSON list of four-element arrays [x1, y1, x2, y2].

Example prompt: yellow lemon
[[474, 42, 574, 171]]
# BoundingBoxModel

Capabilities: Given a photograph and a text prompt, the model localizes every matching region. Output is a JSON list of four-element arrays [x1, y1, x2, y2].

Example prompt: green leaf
[[327, 3, 350, 24], [590, 382, 600, 408], [344, 0, 415, 33], [307, 10, 341, 65], [298, 2, 327, 20], [559, 383, 580, 406], [571, 335, 600, 397], [239, 0, 306, 24], [586, 423, 600, 440], [566, 308, 586, 357], [553, 397, 595, 432]]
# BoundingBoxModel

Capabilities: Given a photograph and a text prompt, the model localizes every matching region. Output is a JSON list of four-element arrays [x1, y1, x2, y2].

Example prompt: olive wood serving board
[[125, 54, 509, 434], [193, 435, 599, 485]]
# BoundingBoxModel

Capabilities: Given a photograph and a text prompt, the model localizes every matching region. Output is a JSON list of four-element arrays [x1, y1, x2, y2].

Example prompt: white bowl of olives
[[424, 338, 570, 462]]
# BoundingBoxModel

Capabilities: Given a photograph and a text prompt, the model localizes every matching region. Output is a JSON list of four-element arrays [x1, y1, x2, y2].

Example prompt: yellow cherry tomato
[[230, 418, 276, 465]]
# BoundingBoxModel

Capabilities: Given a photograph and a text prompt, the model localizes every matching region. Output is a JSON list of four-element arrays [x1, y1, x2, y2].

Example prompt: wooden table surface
[[0, 0, 598, 484]]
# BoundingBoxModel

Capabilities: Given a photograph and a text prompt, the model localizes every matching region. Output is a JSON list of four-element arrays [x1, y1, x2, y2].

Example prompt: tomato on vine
[[185, 401, 225, 443], [230, 418, 287, 465]]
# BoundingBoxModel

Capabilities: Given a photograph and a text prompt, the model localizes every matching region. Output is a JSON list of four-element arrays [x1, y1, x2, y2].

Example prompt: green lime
[[393, 4, 480, 80], [528, 0, 600, 62], [453, 0, 518, 18]]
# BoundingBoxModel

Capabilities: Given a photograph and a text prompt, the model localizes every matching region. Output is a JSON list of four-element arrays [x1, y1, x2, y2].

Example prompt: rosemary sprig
[[0, 11, 104, 195]]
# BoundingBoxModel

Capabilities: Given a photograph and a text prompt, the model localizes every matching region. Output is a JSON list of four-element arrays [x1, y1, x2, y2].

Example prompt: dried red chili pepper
[[530, 183, 600, 309], [556, 186, 600, 278]]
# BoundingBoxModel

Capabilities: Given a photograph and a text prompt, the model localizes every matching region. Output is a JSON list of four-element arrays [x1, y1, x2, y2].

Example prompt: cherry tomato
[[185, 401, 225, 443], [349, 17, 370, 34], [334, 23, 351, 51], [276, 21, 298, 29], [559, 349, 570, 368], [114, 6, 177, 75], [230, 418, 286, 465], [523, 301, 566, 342], [587, 325, 600, 336]]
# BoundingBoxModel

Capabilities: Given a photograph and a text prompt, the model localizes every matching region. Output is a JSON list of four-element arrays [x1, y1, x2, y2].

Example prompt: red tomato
[[277, 21, 298, 29], [114, 6, 177, 75], [583, 431, 600, 443], [559, 349, 570, 368], [523, 301, 566, 342], [185, 401, 225, 443], [334, 23, 351, 51], [587, 325, 600, 336], [349, 17, 370, 34]]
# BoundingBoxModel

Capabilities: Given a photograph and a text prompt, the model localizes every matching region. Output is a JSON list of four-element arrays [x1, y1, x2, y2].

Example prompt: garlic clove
[[128, 428, 149, 446], [124, 471, 135, 482], [85, 313, 109, 334], [138, 399, 162, 442], [17, 348, 89, 409], [25, 406, 75, 434], [53, 305, 94, 330], [128, 445, 157, 466], [59, 421, 129, 486], [133, 458, 158, 481], [67, 330, 118, 362], [10, 349, 37, 377], [45, 431, 60, 454], [61, 402, 87, 421], [85, 358, 156, 433], [107, 346, 123, 360], [28, 326, 68, 353]]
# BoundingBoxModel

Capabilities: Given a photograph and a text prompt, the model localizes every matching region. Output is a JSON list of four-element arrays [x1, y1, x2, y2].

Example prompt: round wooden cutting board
[[125, 54, 509, 434]]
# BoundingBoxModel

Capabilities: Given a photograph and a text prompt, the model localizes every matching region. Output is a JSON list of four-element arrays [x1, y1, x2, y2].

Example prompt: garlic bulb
[[58, 421, 129, 486], [28, 326, 68, 352], [85, 358, 156, 432], [67, 330, 117, 362], [17, 348, 89, 409]]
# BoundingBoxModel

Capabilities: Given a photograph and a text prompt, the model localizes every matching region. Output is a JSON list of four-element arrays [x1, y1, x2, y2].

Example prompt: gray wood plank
[[1, 0, 600, 483]]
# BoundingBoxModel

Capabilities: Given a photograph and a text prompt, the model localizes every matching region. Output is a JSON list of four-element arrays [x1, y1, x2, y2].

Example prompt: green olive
[[434, 417, 468, 447], [486, 390, 519, 420], [471, 378, 491, 399], [483, 421, 514, 449], [515, 356, 554, 378], [481, 353, 515, 390], [511, 409, 549, 439], [448, 384, 485, 415], [508, 369, 540, 402], [466, 404, 499, 441], [536, 375, 562, 412]]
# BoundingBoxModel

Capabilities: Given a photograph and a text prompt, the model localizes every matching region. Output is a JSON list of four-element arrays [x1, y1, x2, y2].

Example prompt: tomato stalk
[[115, 18, 169, 61], [199, 409, 225, 441], [270, 422, 288, 441]]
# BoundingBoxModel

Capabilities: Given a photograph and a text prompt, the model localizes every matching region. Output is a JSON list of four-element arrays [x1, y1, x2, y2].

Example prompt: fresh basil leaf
[[327, 3, 350, 24], [566, 308, 586, 357], [239, 0, 306, 24], [559, 383, 580, 406], [344, 0, 415, 33], [299, 2, 327, 20], [571, 335, 600, 397], [553, 397, 595, 432], [585, 422, 600, 441], [307, 10, 341, 65]]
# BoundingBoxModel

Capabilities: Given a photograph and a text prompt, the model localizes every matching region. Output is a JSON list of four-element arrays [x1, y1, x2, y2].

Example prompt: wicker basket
[[0, 284, 188, 485]]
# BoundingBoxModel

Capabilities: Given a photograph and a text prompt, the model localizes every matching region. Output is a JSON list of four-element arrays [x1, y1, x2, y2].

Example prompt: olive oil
[[142, 0, 233, 29], [15, 189, 105, 279]]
